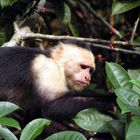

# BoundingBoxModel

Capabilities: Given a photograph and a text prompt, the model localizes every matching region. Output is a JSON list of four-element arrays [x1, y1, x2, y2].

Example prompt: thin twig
[[21, 33, 140, 55], [90, 43, 140, 56], [22, 33, 140, 47], [130, 16, 140, 45], [79, 0, 122, 39], [22, 0, 41, 18]]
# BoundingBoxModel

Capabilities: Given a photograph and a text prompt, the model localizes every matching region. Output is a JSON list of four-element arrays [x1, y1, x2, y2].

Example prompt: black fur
[[0, 47, 36, 88], [0, 47, 51, 87], [0, 47, 49, 120], [62, 40, 91, 50]]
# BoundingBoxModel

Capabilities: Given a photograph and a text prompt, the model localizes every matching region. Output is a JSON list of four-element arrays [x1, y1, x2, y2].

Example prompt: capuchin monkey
[[0, 40, 108, 123]]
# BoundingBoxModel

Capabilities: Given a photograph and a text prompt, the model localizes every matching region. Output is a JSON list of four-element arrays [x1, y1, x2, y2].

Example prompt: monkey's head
[[52, 41, 95, 92]]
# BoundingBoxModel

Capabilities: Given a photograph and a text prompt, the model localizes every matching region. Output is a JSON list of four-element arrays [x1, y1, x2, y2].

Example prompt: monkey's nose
[[85, 75, 90, 81]]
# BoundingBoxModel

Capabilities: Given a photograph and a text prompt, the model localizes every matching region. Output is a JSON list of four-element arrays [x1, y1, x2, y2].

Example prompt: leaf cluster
[[106, 62, 140, 139], [0, 102, 87, 140]]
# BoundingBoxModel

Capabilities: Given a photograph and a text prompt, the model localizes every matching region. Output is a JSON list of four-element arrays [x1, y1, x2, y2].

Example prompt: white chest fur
[[32, 54, 68, 100]]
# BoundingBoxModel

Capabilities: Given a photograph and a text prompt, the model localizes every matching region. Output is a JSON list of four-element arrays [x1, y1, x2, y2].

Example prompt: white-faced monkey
[[0, 40, 102, 121]]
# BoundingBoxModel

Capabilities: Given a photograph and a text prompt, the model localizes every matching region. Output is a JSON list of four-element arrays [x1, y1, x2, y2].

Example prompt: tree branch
[[79, 0, 122, 39], [22, 33, 140, 47], [2, 23, 140, 56], [90, 43, 140, 55], [130, 16, 140, 45]]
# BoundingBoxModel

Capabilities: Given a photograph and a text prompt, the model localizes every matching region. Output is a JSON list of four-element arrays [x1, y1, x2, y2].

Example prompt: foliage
[[73, 108, 124, 139], [0, 0, 17, 8], [0, 102, 86, 140], [20, 119, 51, 140], [0, 0, 140, 43], [45, 131, 86, 140], [0, 102, 20, 140], [73, 108, 113, 132], [112, 0, 140, 15], [105, 62, 140, 139]]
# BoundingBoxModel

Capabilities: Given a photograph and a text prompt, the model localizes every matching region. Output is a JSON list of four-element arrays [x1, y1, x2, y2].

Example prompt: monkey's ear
[[52, 42, 65, 60]]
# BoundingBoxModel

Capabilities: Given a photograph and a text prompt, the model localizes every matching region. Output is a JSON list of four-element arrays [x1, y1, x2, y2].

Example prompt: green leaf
[[0, 125, 18, 140], [20, 118, 51, 140], [68, 22, 79, 37], [73, 108, 112, 133], [126, 117, 140, 140], [112, 0, 140, 15], [0, 102, 20, 118], [63, 3, 71, 25], [129, 80, 140, 90], [128, 69, 140, 80], [0, 0, 17, 8], [128, 69, 140, 93], [0, 117, 21, 130], [116, 98, 130, 114], [114, 88, 140, 107], [103, 120, 125, 140], [114, 88, 140, 116], [105, 62, 132, 89], [53, 2, 71, 25], [45, 131, 87, 140]]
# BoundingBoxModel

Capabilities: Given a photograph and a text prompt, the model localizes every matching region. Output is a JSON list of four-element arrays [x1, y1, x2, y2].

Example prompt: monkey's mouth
[[76, 81, 89, 87]]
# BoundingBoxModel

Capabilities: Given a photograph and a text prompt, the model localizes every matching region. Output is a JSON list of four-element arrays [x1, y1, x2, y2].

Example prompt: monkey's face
[[55, 43, 95, 92], [64, 58, 95, 92]]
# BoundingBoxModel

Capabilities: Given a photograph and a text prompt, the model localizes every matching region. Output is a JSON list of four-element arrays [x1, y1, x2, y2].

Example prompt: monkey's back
[[0, 47, 42, 87], [0, 47, 48, 107]]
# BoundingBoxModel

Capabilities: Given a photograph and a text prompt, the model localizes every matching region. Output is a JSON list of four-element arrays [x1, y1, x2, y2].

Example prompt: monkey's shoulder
[[0, 47, 47, 56]]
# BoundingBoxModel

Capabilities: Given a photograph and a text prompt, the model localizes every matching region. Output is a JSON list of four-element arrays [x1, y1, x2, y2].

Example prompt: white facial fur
[[32, 54, 68, 101]]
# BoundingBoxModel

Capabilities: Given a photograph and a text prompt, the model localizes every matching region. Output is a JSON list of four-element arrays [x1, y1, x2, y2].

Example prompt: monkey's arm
[[42, 96, 111, 120]]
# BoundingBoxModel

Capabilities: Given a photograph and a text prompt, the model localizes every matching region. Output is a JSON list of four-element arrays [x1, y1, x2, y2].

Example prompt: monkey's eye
[[80, 64, 94, 74], [80, 64, 87, 69]]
